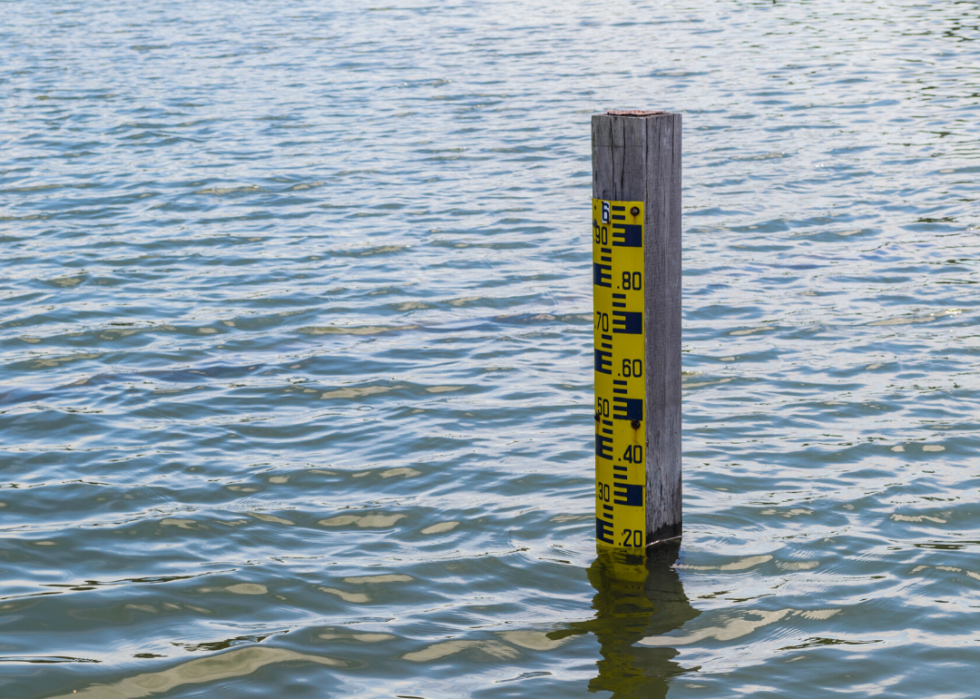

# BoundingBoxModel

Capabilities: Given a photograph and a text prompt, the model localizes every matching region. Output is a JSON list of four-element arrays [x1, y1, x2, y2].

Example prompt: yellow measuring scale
[[593, 199, 646, 550]]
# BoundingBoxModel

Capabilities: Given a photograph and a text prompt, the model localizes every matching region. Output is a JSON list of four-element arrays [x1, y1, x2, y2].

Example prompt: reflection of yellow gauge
[[593, 199, 646, 550]]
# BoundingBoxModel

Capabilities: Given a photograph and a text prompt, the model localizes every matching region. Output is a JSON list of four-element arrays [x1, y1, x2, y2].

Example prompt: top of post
[[592, 110, 681, 150], [604, 110, 668, 118]]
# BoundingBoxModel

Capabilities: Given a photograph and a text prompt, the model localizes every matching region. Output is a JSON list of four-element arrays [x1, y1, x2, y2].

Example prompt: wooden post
[[592, 110, 682, 548]]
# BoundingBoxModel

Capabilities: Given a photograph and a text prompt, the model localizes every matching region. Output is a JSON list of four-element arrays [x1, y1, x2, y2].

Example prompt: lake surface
[[3, 1, 980, 697]]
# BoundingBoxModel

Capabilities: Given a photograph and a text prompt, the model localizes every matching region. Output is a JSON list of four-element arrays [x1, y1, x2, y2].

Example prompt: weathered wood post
[[592, 110, 682, 549]]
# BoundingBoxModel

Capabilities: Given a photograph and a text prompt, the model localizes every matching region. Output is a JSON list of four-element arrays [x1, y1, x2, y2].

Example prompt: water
[[2, 1, 980, 696]]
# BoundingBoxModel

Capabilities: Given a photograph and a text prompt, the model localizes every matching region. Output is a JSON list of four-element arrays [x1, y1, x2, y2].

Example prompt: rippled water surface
[[3, 1, 980, 697]]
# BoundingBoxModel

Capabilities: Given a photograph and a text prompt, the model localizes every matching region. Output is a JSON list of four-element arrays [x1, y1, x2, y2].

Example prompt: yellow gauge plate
[[593, 199, 646, 550]]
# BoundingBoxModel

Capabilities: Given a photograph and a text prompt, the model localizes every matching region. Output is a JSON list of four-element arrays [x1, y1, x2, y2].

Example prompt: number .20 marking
[[621, 529, 643, 548]]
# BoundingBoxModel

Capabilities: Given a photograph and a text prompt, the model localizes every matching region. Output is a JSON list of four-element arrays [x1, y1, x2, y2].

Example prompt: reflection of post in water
[[554, 543, 699, 698]]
